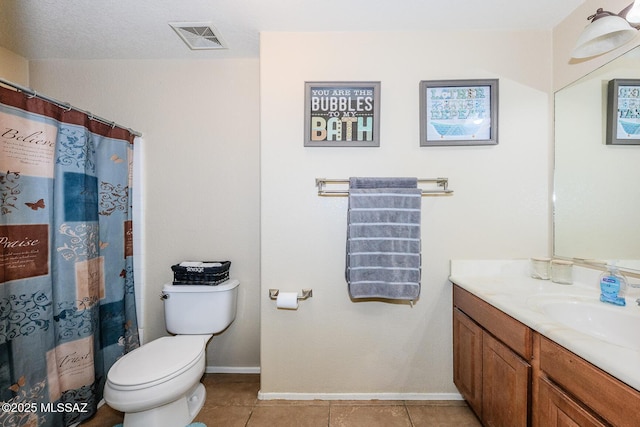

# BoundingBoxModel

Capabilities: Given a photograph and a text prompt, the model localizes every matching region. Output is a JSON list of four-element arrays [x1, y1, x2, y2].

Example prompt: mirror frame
[[553, 45, 640, 274]]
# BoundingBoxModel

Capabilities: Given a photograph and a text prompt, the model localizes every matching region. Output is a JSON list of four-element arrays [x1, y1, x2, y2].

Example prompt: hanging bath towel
[[346, 177, 422, 302]]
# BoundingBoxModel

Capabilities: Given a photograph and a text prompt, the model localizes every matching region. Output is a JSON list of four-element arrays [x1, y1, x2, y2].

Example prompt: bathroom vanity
[[450, 260, 640, 427]]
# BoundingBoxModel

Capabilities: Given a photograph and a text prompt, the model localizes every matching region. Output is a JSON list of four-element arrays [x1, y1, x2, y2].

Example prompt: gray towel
[[346, 177, 422, 301]]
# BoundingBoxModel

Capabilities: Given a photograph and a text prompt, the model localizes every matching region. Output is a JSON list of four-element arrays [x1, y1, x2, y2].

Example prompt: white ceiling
[[0, 0, 585, 60]]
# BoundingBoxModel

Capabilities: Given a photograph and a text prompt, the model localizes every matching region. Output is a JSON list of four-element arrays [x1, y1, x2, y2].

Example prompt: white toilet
[[104, 279, 239, 427]]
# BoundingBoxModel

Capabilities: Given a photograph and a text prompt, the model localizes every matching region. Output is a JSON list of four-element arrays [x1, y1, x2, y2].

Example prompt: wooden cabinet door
[[453, 308, 483, 419], [482, 332, 530, 427], [539, 335, 640, 427], [536, 376, 607, 427]]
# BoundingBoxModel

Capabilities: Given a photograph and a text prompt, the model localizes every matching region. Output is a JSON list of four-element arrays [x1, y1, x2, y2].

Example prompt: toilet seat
[[107, 335, 207, 391]]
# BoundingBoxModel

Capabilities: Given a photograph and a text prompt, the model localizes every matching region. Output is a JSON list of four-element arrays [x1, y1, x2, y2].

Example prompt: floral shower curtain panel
[[0, 86, 139, 426]]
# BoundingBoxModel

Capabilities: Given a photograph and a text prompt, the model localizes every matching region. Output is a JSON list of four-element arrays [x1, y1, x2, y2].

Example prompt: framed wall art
[[304, 81, 380, 147], [606, 79, 640, 145], [419, 79, 498, 146]]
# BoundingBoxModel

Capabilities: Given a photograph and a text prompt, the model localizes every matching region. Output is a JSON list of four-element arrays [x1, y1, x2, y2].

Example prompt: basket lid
[[171, 261, 231, 270]]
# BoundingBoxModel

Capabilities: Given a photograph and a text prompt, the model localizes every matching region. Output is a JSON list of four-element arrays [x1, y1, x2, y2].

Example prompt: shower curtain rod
[[0, 77, 142, 137]]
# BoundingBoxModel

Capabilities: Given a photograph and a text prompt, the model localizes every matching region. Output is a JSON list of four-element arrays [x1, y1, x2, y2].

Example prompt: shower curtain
[[0, 85, 140, 426]]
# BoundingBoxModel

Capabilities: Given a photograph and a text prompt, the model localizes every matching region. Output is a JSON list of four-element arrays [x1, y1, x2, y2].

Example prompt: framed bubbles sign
[[304, 81, 380, 147], [420, 79, 498, 146]]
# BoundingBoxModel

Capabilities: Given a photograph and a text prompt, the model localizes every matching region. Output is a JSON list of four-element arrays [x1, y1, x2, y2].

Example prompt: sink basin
[[532, 296, 639, 351]]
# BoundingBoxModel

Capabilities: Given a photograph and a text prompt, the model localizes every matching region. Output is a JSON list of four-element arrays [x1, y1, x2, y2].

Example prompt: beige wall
[[260, 31, 552, 397], [28, 58, 261, 370], [0, 46, 28, 85], [7, 0, 633, 392]]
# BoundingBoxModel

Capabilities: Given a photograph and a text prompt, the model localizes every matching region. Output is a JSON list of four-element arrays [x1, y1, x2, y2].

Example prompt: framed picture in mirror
[[606, 79, 640, 145]]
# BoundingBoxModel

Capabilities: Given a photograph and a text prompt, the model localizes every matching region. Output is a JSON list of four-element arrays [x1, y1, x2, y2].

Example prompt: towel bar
[[315, 178, 453, 197]]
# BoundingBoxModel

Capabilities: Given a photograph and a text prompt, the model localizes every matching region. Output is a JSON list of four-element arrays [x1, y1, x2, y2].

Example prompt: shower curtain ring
[[27, 90, 37, 99], [62, 103, 72, 112]]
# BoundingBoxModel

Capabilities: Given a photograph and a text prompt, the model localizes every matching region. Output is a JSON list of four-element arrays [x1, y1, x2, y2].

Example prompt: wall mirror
[[554, 45, 640, 273]]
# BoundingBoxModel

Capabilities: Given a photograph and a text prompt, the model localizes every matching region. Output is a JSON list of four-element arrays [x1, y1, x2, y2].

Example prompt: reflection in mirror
[[554, 45, 640, 273]]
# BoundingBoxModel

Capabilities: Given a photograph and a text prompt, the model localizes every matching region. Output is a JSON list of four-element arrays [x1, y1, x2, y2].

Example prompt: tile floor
[[81, 374, 481, 426]]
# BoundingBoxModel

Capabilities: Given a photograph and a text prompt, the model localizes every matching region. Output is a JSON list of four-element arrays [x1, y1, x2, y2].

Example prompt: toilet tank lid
[[163, 279, 239, 293]]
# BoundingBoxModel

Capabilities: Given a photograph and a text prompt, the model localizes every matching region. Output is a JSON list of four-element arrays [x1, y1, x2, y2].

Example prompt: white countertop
[[449, 259, 640, 392]]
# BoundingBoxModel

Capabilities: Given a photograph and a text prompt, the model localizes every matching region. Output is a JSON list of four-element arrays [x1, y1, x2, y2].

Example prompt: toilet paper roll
[[276, 292, 299, 310]]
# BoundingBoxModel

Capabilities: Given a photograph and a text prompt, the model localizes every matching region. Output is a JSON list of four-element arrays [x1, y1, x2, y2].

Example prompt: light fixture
[[572, 2, 640, 59], [626, 0, 640, 24]]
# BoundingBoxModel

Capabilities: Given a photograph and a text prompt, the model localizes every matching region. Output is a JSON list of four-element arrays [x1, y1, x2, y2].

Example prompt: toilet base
[[122, 382, 206, 427]]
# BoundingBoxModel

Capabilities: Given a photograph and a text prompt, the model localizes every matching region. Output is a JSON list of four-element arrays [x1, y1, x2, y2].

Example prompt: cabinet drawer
[[453, 285, 532, 360], [539, 335, 640, 427]]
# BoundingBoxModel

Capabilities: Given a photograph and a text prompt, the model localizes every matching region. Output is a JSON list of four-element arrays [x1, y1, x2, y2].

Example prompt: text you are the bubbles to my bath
[[309, 87, 376, 142]]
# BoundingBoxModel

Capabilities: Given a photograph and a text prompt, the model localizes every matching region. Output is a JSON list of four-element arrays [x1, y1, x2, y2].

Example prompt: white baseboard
[[205, 366, 261, 374], [204, 368, 463, 402], [257, 391, 464, 401]]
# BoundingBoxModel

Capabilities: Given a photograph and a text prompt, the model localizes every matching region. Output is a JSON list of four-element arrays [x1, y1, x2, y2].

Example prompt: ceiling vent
[[169, 22, 228, 50]]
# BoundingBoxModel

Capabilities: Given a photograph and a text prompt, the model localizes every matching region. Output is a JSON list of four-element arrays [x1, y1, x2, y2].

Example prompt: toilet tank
[[162, 279, 239, 335]]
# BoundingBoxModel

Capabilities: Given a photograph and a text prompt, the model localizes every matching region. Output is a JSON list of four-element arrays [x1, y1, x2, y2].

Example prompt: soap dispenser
[[599, 264, 627, 306]]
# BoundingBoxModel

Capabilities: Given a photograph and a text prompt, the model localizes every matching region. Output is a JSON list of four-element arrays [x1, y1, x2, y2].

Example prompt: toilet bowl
[[104, 279, 239, 427]]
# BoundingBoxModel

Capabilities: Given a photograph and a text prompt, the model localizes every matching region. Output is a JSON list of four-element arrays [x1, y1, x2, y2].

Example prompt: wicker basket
[[171, 261, 231, 285]]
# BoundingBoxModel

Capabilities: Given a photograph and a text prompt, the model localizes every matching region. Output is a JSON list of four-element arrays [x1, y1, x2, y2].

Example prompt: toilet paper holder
[[269, 288, 313, 301]]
